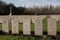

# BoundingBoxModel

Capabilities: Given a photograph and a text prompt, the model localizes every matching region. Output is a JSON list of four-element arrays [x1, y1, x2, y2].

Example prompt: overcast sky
[[2, 0, 60, 7]]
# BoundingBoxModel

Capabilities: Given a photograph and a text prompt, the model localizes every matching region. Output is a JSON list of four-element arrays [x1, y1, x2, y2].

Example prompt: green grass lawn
[[0, 35, 47, 40], [0, 17, 60, 40]]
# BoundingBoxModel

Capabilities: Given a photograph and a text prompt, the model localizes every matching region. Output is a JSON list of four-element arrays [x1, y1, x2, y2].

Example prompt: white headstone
[[2, 18, 9, 33], [34, 16, 46, 36], [48, 18, 56, 35], [34, 17, 43, 35], [11, 18, 19, 34], [23, 18, 31, 35]]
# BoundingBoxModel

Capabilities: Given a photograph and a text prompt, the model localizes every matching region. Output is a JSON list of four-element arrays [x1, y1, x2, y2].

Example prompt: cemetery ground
[[0, 18, 60, 40]]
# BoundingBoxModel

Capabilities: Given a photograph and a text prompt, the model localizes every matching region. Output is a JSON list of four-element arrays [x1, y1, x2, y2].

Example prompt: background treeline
[[0, 0, 60, 15], [0, 0, 25, 15]]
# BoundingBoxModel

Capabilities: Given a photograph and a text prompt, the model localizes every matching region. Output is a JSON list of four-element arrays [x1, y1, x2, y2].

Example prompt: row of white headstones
[[0, 15, 60, 36]]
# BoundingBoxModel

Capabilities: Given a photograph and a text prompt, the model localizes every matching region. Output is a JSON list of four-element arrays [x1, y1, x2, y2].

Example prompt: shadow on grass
[[0, 30, 60, 37], [0, 31, 60, 40]]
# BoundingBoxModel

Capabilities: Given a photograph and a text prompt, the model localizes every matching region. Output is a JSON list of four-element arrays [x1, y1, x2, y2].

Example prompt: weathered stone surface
[[18, 16, 23, 23], [32, 15, 46, 23], [47, 18, 56, 35], [34, 16, 46, 36], [2, 18, 9, 33], [50, 15, 60, 21], [35, 20, 43, 35], [11, 18, 19, 34], [34, 17, 44, 35], [0, 18, 2, 23], [23, 17, 31, 35]]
